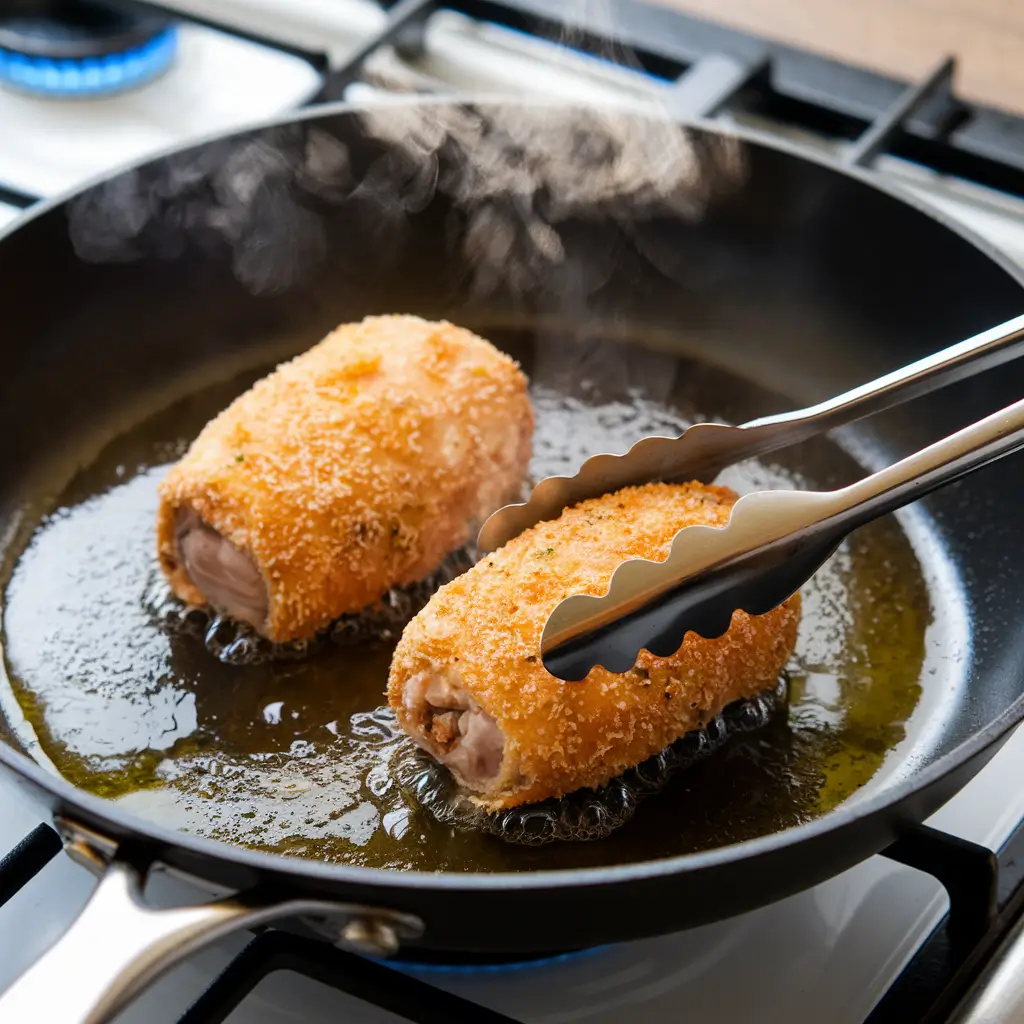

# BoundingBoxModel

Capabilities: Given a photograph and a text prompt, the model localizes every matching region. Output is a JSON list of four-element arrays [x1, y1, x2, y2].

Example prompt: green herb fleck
[[235, 454, 245, 463]]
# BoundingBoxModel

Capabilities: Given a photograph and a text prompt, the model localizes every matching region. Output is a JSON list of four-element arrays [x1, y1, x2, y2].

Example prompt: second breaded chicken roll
[[157, 315, 533, 643], [389, 482, 801, 810]]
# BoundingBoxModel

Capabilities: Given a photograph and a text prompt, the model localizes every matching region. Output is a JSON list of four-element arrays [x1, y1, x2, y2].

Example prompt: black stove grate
[[1, 815, 1023, 1021], [868, 815, 1024, 1023], [176, 930, 521, 1024], [5, 0, 1024, 211]]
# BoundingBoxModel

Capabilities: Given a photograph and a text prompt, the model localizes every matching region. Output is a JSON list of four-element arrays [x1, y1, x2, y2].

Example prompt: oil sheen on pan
[[0, 325, 956, 874]]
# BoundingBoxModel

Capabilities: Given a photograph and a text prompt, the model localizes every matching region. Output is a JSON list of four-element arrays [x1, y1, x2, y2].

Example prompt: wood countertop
[[656, 0, 1024, 116]]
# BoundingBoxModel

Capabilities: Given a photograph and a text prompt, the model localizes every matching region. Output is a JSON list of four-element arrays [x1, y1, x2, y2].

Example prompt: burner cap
[[0, 1, 177, 98]]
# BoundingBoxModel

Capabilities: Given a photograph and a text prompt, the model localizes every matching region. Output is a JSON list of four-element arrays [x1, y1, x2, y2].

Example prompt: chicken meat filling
[[403, 671, 505, 786], [175, 510, 269, 630]]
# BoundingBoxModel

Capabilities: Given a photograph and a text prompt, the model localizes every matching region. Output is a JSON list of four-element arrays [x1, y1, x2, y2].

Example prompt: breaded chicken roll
[[157, 315, 533, 643], [389, 482, 801, 810]]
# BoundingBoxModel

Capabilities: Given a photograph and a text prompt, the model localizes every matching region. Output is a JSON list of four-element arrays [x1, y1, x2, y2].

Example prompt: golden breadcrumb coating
[[388, 481, 801, 810], [157, 315, 533, 642]]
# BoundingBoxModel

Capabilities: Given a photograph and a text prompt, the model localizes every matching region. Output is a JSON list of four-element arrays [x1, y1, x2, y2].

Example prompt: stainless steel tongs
[[475, 314, 1024, 681]]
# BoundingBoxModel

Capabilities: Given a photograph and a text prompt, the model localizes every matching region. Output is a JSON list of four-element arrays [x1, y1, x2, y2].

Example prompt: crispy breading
[[389, 481, 801, 810], [157, 315, 533, 642]]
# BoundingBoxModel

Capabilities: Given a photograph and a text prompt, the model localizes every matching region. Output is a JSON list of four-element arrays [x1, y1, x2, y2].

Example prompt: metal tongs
[[477, 314, 1024, 681]]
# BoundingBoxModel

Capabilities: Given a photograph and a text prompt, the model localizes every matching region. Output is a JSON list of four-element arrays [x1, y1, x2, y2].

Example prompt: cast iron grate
[[0, 816, 1021, 1021], [176, 931, 521, 1024], [5, 0, 1024, 212]]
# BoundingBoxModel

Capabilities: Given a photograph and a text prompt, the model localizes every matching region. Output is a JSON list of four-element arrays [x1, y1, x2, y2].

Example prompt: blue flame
[[382, 946, 608, 975], [0, 26, 177, 98]]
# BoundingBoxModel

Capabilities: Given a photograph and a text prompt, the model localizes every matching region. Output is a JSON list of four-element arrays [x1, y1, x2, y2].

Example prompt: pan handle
[[0, 822, 424, 1024]]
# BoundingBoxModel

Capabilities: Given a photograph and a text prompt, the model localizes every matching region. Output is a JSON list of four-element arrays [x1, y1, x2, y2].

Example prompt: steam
[[68, 98, 744, 295], [549, 0, 650, 79], [67, 125, 353, 295], [357, 100, 745, 301], [65, 98, 746, 416], [66, 7, 748, 361]]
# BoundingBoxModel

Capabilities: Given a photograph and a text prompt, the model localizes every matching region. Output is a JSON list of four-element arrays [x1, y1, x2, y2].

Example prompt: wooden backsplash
[[656, 0, 1024, 116]]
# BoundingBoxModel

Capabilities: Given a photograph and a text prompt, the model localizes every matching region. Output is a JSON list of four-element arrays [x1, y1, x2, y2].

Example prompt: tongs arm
[[479, 313, 1024, 554], [743, 313, 1024, 442], [542, 395, 1024, 681]]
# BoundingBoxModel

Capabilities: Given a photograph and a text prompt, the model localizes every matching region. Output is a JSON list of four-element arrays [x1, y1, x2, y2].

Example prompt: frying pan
[[1, 97, 1024, 1023]]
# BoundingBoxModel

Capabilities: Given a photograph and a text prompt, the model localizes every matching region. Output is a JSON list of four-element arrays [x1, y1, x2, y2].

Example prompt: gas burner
[[0, 0, 177, 98]]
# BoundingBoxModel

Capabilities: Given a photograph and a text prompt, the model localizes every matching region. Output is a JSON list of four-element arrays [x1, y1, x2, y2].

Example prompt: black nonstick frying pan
[[1, 98, 1024, 1023]]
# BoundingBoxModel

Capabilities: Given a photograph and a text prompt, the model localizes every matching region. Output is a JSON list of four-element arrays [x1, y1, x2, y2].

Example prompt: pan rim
[[1, 93, 1023, 894]]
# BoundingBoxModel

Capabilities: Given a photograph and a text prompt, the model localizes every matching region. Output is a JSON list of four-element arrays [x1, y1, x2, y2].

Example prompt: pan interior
[[0, 321, 965, 873]]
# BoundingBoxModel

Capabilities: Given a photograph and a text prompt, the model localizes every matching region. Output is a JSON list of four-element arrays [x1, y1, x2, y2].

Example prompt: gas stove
[[4, 2, 1024, 1022]]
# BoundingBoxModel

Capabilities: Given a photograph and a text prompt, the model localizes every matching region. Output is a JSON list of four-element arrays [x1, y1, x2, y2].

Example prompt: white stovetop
[[4, 4, 1024, 1021]]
